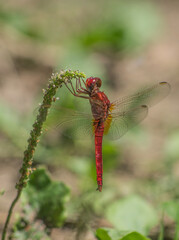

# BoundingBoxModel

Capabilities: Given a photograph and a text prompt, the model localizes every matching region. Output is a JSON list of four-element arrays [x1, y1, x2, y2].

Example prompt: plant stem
[[2, 190, 21, 240], [1, 69, 86, 240]]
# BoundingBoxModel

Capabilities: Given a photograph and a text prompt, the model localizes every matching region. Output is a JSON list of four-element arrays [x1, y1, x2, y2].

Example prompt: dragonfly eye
[[86, 77, 102, 89]]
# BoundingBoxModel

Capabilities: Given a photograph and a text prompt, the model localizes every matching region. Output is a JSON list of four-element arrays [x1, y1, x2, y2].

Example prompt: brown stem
[[2, 190, 21, 240]]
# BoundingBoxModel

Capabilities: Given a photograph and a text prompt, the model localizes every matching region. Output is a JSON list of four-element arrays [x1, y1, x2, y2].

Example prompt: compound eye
[[86, 77, 102, 89], [86, 77, 94, 88], [95, 78, 102, 87]]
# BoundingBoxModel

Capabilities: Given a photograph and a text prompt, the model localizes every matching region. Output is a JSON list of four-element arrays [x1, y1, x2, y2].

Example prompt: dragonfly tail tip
[[96, 185, 102, 192]]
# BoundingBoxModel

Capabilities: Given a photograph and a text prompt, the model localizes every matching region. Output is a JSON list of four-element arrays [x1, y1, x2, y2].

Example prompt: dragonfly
[[56, 77, 170, 192]]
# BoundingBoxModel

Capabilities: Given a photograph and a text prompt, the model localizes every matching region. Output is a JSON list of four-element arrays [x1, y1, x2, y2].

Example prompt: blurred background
[[0, 0, 179, 239]]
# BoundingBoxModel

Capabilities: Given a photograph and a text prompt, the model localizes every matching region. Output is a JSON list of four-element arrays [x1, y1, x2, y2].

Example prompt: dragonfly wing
[[41, 106, 94, 140], [111, 82, 170, 113], [104, 105, 148, 140], [55, 111, 94, 139], [105, 82, 170, 140]]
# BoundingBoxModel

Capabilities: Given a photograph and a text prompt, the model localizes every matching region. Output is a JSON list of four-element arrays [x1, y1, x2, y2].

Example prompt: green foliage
[[163, 200, 179, 222], [0, 7, 44, 40], [96, 228, 150, 240], [23, 168, 70, 228], [76, 1, 161, 53], [164, 131, 179, 165], [62, 46, 105, 78], [105, 195, 158, 235], [103, 141, 119, 171], [0, 102, 29, 152], [10, 216, 51, 240], [63, 1, 161, 79], [28, 168, 51, 190], [163, 200, 179, 240]]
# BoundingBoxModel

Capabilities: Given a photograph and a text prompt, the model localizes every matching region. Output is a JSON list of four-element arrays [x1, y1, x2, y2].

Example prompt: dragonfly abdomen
[[95, 124, 104, 192]]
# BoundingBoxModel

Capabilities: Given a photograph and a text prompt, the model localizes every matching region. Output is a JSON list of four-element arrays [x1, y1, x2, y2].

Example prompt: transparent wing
[[111, 82, 170, 113], [54, 111, 94, 139], [104, 105, 148, 140], [42, 106, 95, 140], [104, 82, 170, 140]]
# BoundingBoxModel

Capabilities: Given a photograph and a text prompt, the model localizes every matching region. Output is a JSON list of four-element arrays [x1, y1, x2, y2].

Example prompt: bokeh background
[[0, 0, 179, 239]]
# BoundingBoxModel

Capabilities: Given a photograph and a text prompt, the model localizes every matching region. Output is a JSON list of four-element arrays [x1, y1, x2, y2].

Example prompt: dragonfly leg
[[76, 78, 90, 94], [64, 82, 90, 99], [71, 80, 90, 98]]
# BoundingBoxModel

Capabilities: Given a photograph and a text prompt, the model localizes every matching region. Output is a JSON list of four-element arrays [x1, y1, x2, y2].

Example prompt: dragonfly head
[[86, 77, 102, 91]]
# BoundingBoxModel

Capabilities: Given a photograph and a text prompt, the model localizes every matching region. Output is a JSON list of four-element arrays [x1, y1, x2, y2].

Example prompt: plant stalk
[[1, 70, 86, 240]]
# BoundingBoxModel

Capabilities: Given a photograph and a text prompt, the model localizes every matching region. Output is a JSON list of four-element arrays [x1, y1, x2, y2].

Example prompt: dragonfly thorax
[[89, 91, 111, 121]]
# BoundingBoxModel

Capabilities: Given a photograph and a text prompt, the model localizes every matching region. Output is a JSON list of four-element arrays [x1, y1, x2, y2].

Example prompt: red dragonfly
[[59, 77, 170, 192]]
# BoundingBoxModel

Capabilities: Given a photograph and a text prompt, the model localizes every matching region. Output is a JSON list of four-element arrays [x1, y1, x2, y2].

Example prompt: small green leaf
[[10, 215, 51, 240], [96, 228, 150, 240], [121, 231, 150, 240], [28, 168, 51, 190], [96, 228, 111, 240], [37, 181, 70, 227], [24, 167, 70, 228], [105, 195, 158, 235]]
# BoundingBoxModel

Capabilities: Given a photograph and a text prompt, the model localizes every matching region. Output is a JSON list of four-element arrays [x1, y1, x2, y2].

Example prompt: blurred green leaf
[[165, 131, 179, 162], [163, 200, 179, 222], [96, 228, 112, 240], [67, 156, 91, 175], [80, 188, 116, 216], [0, 189, 5, 195], [163, 201, 179, 240], [0, 103, 29, 151], [11, 217, 51, 240], [105, 195, 158, 235], [77, 1, 161, 53], [27, 168, 51, 190], [12, 231, 50, 240], [103, 141, 119, 171], [0, 8, 44, 40], [121, 232, 150, 240], [24, 168, 70, 228], [61, 45, 105, 77], [96, 228, 128, 240], [96, 228, 150, 240]]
